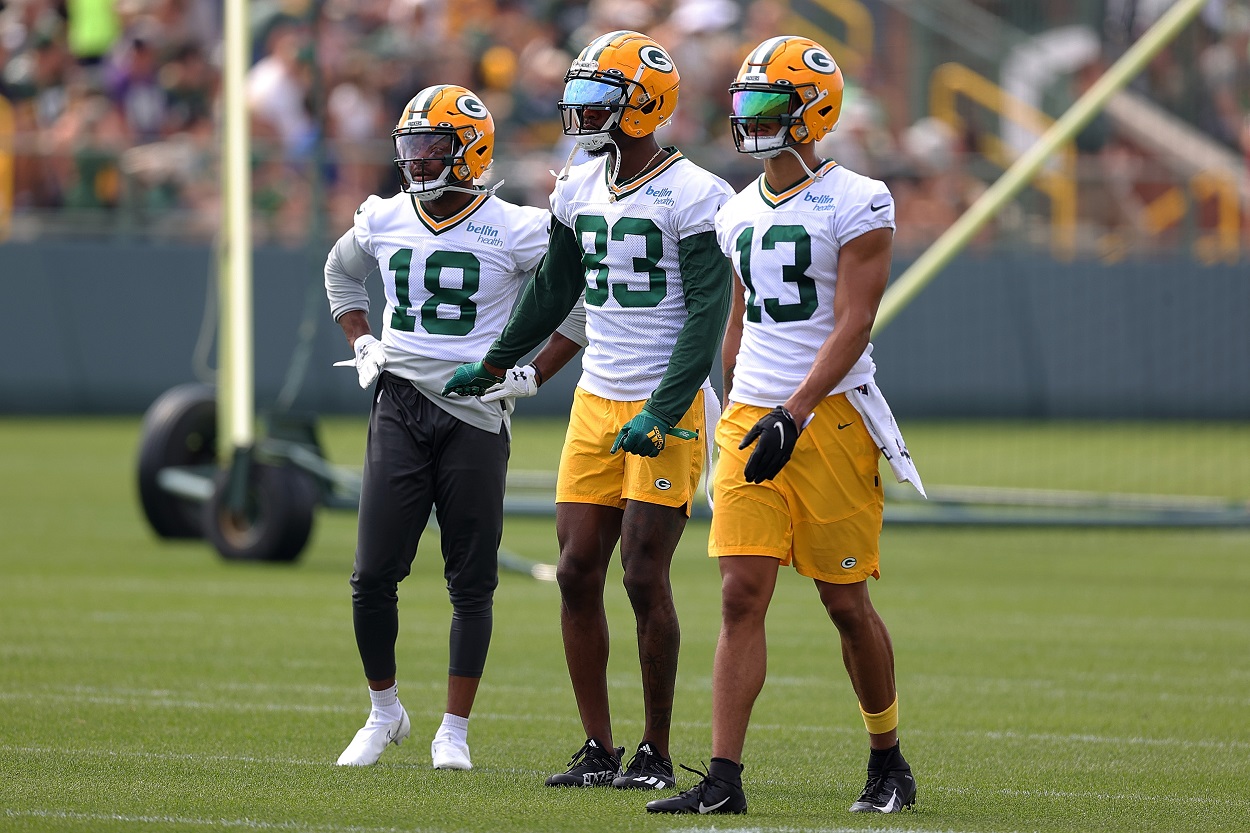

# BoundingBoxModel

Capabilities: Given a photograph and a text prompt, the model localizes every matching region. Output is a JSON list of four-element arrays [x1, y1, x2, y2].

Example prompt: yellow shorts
[[556, 388, 707, 515], [709, 395, 884, 583]]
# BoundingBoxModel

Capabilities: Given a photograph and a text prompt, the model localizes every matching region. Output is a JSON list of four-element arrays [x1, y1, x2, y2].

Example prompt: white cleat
[[431, 737, 472, 770], [335, 708, 411, 766]]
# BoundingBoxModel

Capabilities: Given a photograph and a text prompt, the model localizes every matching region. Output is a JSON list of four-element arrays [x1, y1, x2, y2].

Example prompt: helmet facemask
[[559, 74, 631, 151], [730, 83, 821, 159], [394, 129, 471, 201]]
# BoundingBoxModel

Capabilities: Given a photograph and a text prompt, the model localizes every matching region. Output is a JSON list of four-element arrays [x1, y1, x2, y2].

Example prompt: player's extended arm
[[609, 231, 730, 456], [325, 230, 386, 388], [443, 221, 585, 397], [643, 230, 732, 425], [485, 221, 586, 373], [784, 226, 893, 425]]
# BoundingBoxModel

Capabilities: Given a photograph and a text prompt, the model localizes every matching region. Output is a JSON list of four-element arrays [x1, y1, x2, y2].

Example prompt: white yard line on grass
[[2, 688, 1248, 754], [3, 809, 434, 833], [5, 812, 1001, 833], [4, 744, 1250, 812]]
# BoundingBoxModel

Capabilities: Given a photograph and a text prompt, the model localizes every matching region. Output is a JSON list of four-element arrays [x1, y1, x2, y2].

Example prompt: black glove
[[739, 406, 801, 483]]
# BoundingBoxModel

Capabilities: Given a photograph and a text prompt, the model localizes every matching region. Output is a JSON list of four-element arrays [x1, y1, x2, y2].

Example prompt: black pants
[[350, 372, 508, 680]]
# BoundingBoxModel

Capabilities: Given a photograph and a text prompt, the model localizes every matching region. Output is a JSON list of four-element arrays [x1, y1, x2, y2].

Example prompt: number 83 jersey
[[714, 161, 895, 406], [552, 151, 734, 401], [354, 192, 549, 361]]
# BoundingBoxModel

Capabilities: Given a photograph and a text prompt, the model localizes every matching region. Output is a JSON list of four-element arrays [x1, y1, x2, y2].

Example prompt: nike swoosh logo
[[870, 202, 889, 212], [698, 796, 731, 813], [838, 422, 853, 429], [878, 789, 898, 813], [773, 423, 785, 442]]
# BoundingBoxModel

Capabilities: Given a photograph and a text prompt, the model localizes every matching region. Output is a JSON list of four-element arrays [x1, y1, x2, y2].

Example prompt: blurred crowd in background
[[1, 0, 1247, 256]]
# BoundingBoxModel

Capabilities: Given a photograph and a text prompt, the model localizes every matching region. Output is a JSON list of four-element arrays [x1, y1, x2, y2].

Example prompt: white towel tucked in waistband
[[845, 381, 926, 498], [701, 383, 722, 510]]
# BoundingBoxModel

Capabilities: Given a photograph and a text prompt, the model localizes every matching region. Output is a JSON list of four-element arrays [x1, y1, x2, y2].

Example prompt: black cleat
[[544, 738, 624, 787], [646, 764, 747, 814], [849, 767, 917, 813], [612, 742, 675, 790]]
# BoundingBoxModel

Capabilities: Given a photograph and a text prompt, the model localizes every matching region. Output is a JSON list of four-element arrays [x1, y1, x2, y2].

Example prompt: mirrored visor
[[731, 89, 795, 120], [561, 77, 627, 108], [395, 132, 456, 160]]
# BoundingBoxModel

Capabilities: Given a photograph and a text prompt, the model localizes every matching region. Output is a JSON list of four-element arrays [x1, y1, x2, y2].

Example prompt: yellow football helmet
[[393, 84, 494, 199], [729, 36, 844, 158], [559, 30, 680, 149]]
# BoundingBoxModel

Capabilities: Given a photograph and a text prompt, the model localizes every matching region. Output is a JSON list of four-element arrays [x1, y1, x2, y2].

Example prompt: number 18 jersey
[[354, 191, 549, 362], [714, 161, 895, 406]]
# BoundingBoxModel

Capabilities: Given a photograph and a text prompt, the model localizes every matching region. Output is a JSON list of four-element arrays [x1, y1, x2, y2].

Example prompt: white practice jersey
[[354, 191, 549, 362], [715, 161, 895, 406], [552, 151, 734, 401]]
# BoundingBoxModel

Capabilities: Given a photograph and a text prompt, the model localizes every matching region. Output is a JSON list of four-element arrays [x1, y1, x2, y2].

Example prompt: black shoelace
[[857, 771, 887, 801], [674, 763, 734, 799], [624, 747, 654, 775], [567, 742, 615, 769]]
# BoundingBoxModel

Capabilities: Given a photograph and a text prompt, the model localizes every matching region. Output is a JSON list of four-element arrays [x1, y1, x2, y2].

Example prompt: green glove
[[610, 407, 680, 457], [442, 361, 504, 397]]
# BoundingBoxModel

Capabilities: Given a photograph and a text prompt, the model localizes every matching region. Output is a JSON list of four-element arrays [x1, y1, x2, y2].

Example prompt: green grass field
[[1, 416, 1248, 832]]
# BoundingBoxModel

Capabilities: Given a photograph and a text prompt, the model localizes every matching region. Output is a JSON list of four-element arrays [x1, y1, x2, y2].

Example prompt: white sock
[[435, 712, 469, 745], [366, 684, 403, 724]]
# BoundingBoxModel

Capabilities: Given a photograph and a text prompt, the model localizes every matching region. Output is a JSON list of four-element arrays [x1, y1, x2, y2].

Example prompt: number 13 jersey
[[714, 161, 895, 406]]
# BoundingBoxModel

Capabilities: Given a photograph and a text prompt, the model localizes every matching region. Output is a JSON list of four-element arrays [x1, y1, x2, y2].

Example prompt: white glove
[[333, 334, 386, 389], [481, 364, 539, 404]]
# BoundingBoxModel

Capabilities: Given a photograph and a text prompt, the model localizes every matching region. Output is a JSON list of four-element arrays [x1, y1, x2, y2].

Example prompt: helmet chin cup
[[575, 132, 612, 151], [413, 187, 447, 201], [736, 128, 786, 158]]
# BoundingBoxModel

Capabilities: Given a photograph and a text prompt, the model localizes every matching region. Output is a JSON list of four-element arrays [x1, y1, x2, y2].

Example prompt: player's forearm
[[784, 313, 873, 424], [531, 332, 582, 386], [335, 309, 372, 349]]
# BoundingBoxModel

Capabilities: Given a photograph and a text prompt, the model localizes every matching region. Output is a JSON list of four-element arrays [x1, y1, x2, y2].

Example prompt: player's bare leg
[[618, 500, 686, 757], [610, 499, 685, 789], [543, 501, 626, 786], [817, 579, 915, 812], [711, 555, 779, 763], [816, 579, 897, 746], [554, 501, 623, 744]]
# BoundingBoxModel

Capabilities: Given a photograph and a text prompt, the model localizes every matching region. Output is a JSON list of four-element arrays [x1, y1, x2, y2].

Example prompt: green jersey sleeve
[[645, 230, 732, 425]]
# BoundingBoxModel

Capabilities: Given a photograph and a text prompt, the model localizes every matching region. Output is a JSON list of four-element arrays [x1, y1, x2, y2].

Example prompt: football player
[[647, 36, 925, 815], [444, 31, 734, 791], [326, 85, 553, 771]]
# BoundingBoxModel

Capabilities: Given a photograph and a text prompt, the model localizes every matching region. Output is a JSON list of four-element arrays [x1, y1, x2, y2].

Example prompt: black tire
[[137, 383, 217, 539], [203, 462, 316, 562]]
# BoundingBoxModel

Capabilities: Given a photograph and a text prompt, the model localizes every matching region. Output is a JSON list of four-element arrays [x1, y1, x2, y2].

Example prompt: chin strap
[[782, 145, 828, 181], [550, 143, 583, 182], [412, 180, 504, 202]]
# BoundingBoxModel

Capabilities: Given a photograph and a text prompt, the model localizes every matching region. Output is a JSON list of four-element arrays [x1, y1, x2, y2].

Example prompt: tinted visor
[[731, 89, 796, 120], [394, 131, 457, 161], [561, 77, 628, 108]]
